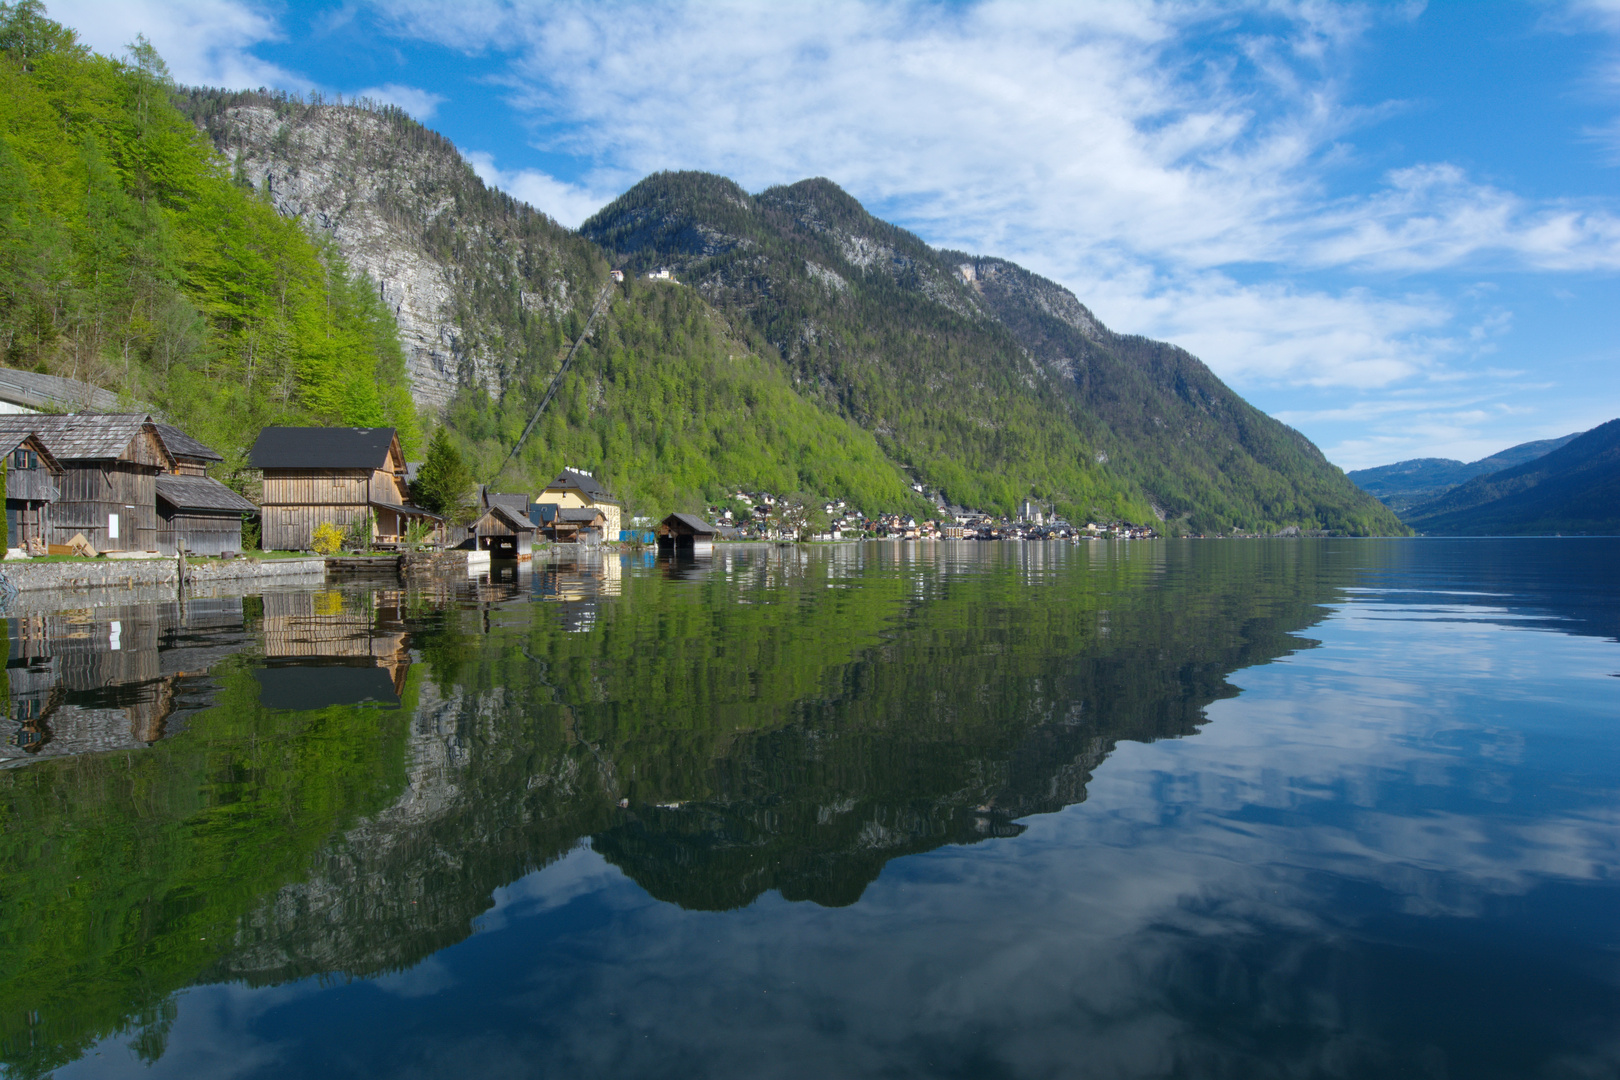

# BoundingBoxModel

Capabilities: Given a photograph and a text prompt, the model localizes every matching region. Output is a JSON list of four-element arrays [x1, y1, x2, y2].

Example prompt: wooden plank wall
[[157, 512, 243, 557], [48, 462, 158, 552], [261, 469, 370, 550]]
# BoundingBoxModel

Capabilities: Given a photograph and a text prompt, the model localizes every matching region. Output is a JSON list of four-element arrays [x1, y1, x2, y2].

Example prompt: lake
[[2, 539, 1616, 1079]]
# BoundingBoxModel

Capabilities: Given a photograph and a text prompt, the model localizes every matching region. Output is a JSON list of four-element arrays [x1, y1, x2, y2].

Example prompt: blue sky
[[47, 0, 1620, 469]]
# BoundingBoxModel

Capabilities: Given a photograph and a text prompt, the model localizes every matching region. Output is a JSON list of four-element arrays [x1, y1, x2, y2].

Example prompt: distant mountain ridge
[[582, 172, 1402, 534], [1349, 433, 1581, 513], [1401, 419, 1620, 535]]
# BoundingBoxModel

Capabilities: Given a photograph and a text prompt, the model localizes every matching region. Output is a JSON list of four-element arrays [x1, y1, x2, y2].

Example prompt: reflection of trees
[[0, 543, 1353, 1076], [224, 542, 1347, 983]]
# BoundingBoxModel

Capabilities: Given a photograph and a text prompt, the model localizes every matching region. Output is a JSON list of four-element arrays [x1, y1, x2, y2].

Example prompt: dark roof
[[482, 489, 530, 515], [663, 512, 716, 534], [544, 469, 617, 503], [558, 507, 605, 523], [530, 503, 558, 525], [156, 474, 257, 513], [249, 427, 398, 470], [154, 423, 222, 463], [0, 413, 165, 462]]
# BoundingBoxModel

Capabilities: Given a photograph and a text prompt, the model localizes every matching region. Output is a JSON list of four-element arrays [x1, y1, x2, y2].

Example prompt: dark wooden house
[[2, 433, 62, 552], [150, 421, 258, 555], [155, 474, 258, 556], [250, 427, 440, 551], [467, 490, 535, 557], [657, 512, 717, 554], [0, 415, 171, 552]]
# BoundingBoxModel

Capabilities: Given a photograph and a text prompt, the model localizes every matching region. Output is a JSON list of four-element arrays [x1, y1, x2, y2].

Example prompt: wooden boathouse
[[250, 427, 440, 551], [657, 513, 717, 555], [467, 490, 535, 557]]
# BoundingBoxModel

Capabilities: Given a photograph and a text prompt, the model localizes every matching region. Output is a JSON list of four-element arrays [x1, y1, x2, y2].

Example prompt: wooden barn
[[656, 512, 717, 555], [255, 591, 411, 709], [250, 427, 440, 551], [156, 474, 258, 556], [2, 433, 62, 552], [0, 415, 171, 552], [467, 490, 535, 557]]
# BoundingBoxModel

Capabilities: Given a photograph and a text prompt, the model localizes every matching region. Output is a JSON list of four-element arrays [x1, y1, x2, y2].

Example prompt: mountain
[[1349, 433, 1581, 513], [4, 8, 1404, 531], [1403, 419, 1620, 534], [582, 173, 1403, 534]]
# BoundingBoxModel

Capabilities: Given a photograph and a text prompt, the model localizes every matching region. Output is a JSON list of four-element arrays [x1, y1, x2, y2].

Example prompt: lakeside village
[[0, 376, 1154, 567]]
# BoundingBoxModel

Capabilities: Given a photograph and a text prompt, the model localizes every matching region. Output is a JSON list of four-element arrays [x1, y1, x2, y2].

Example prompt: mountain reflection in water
[[1, 540, 1616, 1080]]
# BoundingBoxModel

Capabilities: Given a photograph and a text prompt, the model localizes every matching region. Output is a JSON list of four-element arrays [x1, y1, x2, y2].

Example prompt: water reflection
[[2, 599, 250, 764], [1, 540, 1616, 1079]]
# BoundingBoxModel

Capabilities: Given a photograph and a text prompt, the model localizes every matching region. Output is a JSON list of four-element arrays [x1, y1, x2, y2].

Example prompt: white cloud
[[48, 0, 309, 90], [462, 150, 615, 228], [355, 83, 446, 120]]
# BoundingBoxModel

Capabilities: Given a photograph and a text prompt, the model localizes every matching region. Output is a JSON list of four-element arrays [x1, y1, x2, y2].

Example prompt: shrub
[[311, 522, 344, 555]]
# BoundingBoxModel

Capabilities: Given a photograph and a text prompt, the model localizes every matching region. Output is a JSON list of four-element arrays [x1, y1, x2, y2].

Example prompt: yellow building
[[536, 468, 622, 538]]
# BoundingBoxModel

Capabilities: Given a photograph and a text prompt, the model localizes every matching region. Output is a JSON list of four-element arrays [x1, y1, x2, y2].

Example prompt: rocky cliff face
[[180, 93, 607, 413]]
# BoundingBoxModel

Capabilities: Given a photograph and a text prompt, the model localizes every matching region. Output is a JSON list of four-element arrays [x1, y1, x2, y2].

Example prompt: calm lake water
[[2, 539, 1616, 1079]]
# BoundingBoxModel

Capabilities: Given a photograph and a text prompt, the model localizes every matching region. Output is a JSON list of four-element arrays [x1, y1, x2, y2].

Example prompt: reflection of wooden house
[[535, 468, 621, 538], [1, 433, 61, 551], [256, 591, 411, 708], [0, 414, 171, 551], [251, 427, 440, 551], [467, 490, 535, 557], [1, 602, 243, 762], [657, 513, 717, 555]]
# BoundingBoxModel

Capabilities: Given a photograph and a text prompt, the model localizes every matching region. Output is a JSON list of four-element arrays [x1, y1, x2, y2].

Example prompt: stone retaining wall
[[0, 556, 325, 595]]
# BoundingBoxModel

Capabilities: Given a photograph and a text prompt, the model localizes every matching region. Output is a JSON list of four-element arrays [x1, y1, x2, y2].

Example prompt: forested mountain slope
[[0, 3, 418, 479], [1403, 419, 1620, 535], [582, 173, 1403, 534], [1349, 432, 1581, 513]]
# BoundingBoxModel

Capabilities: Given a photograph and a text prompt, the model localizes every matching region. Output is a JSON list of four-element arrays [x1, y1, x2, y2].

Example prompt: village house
[[0, 414, 171, 552], [535, 468, 621, 538], [2, 433, 61, 552], [250, 427, 441, 551]]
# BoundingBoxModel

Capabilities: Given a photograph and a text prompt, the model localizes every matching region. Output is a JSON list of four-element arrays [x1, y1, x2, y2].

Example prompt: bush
[[311, 522, 344, 555]]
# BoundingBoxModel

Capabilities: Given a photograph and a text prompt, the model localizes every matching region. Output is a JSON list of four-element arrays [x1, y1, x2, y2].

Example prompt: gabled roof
[[663, 512, 716, 534], [154, 423, 223, 463], [249, 427, 399, 470], [543, 468, 616, 503], [0, 413, 167, 463], [558, 507, 605, 523], [156, 475, 257, 514], [482, 488, 530, 516], [477, 504, 536, 532], [0, 431, 62, 473]]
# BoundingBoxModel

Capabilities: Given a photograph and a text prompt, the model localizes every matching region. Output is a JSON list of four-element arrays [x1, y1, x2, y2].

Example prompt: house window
[[108, 513, 119, 540], [10, 449, 35, 470]]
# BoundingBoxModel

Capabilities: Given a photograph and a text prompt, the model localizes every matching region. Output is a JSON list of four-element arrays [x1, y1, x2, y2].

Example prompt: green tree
[[410, 427, 476, 525]]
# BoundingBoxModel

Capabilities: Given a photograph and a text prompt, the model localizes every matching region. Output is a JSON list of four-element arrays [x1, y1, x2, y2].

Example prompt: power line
[[488, 280, 615, 487]]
